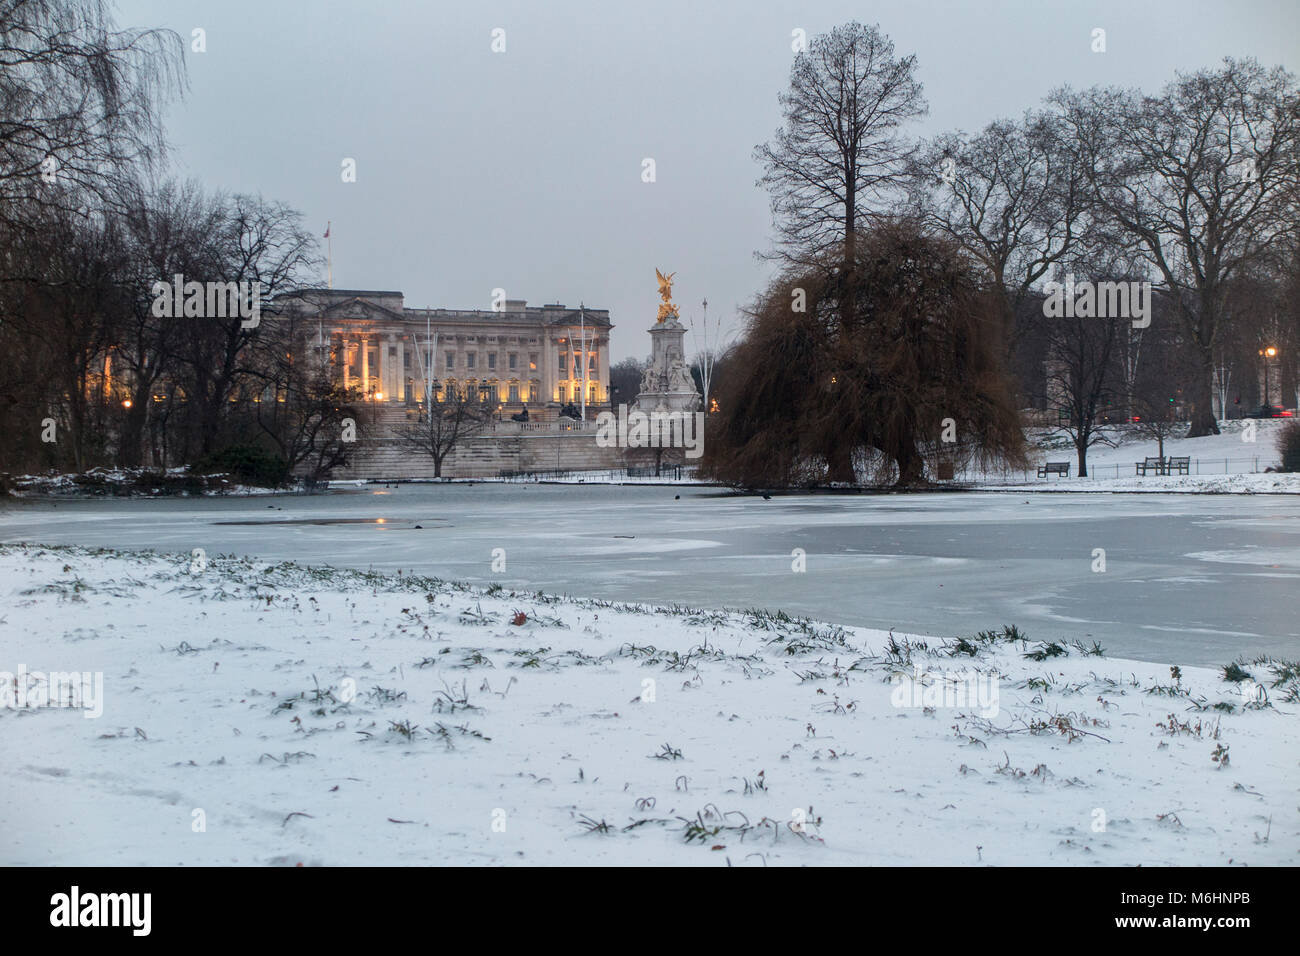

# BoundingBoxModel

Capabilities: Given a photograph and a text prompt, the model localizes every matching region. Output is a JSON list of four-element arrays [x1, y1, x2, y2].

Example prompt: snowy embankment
[[974, 419, 1300, 493], [3, 467, 284, 497], [2, 542, 1295, 866]]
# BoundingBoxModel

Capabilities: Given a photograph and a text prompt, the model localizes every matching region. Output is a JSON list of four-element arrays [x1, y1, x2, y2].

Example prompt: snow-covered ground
[[976, 419, 1299, 493], [349, 419, 1299, 493], [3, 467, 284, 498], [3, 542, 1295, 865]]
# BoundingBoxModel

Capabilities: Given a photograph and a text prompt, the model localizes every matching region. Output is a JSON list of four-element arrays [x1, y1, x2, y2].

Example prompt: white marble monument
[[632, 269, 702, 414]]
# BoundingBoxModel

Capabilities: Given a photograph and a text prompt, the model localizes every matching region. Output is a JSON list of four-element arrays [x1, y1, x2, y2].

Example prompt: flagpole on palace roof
[[324, 221, 333, 290]]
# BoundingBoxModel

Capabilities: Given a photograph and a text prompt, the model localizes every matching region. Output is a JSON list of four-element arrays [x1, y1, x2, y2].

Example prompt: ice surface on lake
[[2, 485, 1297, 666]]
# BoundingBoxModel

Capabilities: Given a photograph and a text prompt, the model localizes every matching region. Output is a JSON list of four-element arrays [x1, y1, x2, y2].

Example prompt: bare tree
[[1043, 301, 1123, 477], [391, 390, 493, 478], [755, 21, 927, 268], [0, 0, 185, 229], [912, 111, 1092, 358], [166, 193, 320, 456], [0, 194, 139, 472], [1130, 392, 1186, 461], [1053, 58, 1300, 436], [251, 359, 363, 481], [115, 178, 226, 465]]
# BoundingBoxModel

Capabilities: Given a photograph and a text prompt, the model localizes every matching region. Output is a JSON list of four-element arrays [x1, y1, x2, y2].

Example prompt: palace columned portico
[[284, 289, 613, 419]]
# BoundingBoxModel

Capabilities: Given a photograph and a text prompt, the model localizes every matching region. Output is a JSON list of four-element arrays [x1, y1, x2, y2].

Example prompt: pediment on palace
[[319, 296, 406, 323], [540, 309, 611, 329]]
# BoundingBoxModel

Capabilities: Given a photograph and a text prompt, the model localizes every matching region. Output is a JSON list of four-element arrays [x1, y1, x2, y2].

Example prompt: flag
[[323, 222, 330, 239]]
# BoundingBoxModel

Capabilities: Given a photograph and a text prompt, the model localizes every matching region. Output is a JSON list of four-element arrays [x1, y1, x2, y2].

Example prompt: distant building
[[284, 289, 612, 418]]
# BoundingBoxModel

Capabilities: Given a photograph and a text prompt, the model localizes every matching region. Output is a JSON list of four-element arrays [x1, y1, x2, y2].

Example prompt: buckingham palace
[[285, 288, 613, 419]]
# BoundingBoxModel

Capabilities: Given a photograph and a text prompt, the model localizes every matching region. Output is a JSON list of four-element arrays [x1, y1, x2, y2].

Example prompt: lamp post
[[1259, 346, 1278, 407]]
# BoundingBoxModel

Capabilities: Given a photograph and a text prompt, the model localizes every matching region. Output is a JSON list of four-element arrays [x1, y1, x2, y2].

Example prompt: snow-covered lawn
[[2, 542, 1296, 865], [981, 472, 1300, 494], [975, 419, 1299, 493]]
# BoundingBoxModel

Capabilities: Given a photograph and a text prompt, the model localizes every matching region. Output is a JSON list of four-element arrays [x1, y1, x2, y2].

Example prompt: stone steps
[[332, 430, 623, 479]]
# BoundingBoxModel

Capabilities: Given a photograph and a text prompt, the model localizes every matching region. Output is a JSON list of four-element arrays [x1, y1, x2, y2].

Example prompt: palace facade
[[284, 289, 613, 419]]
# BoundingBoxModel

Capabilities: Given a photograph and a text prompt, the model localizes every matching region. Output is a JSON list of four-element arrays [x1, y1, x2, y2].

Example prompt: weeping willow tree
[[701, 220, 1025, 488]]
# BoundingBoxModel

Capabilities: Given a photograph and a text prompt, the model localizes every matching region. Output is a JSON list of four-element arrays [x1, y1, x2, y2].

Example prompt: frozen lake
[[3, 484, 1297, 667]]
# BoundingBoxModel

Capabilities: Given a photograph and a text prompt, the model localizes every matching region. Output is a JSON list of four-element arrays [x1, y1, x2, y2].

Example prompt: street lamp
[[1259, 346, 1278, 406]]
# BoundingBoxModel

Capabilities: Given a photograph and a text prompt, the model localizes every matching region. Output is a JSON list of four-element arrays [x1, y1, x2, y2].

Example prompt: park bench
[[1135, 456, 1164, 476], [1037, 461, 1070, 478], [1166, 455, 1190, 475]]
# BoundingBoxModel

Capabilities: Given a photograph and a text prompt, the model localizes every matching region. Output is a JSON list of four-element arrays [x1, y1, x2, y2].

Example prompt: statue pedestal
[[633, 318, 701, 413]]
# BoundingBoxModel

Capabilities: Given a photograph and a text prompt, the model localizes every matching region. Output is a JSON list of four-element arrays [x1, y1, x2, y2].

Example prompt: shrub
[[191, 444, 290, 488], [1277, 420, 1300, 473]]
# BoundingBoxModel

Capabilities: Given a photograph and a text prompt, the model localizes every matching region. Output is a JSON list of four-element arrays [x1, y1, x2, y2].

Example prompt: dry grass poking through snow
[[1, 542, 1296, 866]]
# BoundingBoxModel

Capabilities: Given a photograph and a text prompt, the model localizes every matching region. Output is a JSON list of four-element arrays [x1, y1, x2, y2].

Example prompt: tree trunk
[[828, 443, 855, 484], [1187, 353, 1220, 437], [120, 397, 148, 467], [843, 185, 856, 273], [894, 439, 924, 487]]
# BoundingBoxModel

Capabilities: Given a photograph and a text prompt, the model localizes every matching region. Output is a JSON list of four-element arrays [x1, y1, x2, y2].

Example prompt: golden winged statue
[[655, 267, 679, 322]]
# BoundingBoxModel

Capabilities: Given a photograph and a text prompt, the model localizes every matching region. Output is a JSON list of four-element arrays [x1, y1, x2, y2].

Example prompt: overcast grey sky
[[118, 0, 1299, 362]]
